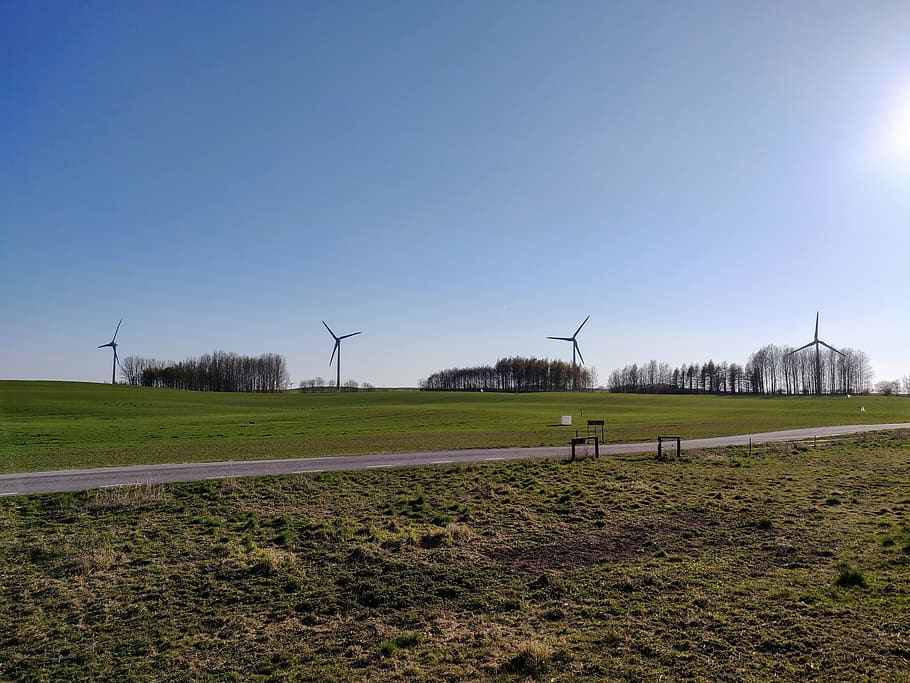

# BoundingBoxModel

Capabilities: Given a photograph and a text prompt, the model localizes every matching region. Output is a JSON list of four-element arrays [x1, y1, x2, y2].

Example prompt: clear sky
[[2, 1, 909, 388]]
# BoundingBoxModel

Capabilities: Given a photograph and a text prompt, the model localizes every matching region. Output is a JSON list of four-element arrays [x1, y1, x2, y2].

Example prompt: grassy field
[[2, 380, 909, 472], [2, 432, 909, 680]]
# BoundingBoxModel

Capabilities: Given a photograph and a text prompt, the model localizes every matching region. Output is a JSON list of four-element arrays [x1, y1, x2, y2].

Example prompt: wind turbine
[[785, 312, 844, 396], [323, 320, 362, 390], [98, 318, 123, 384], [548, 315, 590, 388]]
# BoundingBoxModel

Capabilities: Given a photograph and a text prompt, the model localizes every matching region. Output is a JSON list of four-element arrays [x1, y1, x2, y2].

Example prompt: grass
[[835, 563, 868, 589], [2, 431, 910, 680], [2, 380, 909, 472]]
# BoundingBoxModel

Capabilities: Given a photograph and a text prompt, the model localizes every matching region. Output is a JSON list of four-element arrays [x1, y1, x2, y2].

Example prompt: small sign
[[561, 415, 572, 426]]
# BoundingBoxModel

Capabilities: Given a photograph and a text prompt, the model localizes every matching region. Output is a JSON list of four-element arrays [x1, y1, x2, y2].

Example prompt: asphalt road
[[2, 423, 908, 496]]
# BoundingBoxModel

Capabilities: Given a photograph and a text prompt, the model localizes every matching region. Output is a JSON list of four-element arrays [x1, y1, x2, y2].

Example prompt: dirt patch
[[483, 532, 639, 573], [480, 512, 740, 573]]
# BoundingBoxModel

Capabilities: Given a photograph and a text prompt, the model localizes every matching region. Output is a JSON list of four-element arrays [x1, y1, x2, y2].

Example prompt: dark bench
[[657, 435, 681, 460], [571, 435, 599, 461]]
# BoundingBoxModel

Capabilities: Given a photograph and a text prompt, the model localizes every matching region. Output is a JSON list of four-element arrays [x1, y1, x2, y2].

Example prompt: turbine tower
[[547, 315, 590, 389], [785, 312, 844, 396], [98, 318, 123, 384], [323, 320, 362, 390]]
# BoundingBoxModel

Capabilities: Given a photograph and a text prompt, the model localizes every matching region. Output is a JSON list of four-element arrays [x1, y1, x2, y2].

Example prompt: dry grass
[[2, 431, 910, 681], [85, 482, 167, 511]]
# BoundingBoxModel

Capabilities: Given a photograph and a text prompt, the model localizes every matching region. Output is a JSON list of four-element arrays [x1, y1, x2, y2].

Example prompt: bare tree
[[136, 351, 289, 392], [423, 357, 592, 392], [875, 380, 899, 396], [119, 356, 143, 386]]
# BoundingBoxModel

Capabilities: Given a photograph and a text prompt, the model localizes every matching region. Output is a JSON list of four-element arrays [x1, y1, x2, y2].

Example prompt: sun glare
[[874, 82, 910, 170]]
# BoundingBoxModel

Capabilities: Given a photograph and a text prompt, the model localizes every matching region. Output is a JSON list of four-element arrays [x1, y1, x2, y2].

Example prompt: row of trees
[[298, 377, 375, 392], [608, 359, 747, 394], [874, 375, 910, 396], [421, 357, 595, 392], [746, 345, 872, 396], [120, 352, 289, 392], [607, 345, 874, 395]]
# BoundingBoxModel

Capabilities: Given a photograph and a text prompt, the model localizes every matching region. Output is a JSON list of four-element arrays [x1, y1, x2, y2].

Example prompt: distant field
[[1, 380, 908, 472], [1, 433, 909, 680]]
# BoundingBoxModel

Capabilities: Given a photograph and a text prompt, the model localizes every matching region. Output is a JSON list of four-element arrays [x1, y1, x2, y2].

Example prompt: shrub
[[379, 631, 423, 657], [274, 528, 294, 546], [502, 640, 554, 676], [420, 530, 450, 548], [431, 513, 452, 527], [835, 563, 867, 588], [250, 547, 297, 576]]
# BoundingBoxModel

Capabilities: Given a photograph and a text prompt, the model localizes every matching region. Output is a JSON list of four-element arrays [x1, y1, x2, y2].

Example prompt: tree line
[[876, 376, 910, 396], [120, 351, 289, 393], [420, 357, 595, 392], [298, 377, 376, 392], [607, 345, 873, 395]]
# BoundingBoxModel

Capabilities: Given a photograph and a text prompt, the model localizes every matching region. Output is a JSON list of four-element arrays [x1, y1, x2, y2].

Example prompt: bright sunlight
[[873, 80, 910, 171]]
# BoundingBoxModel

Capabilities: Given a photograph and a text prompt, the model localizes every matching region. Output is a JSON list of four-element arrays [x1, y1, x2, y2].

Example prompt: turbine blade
[[547, 336, 573, 342], [112, 318, 123, 343], [339, 331, 362, 340], [818, 340, 845, 356], [575, 341, 585, 366], [787, 341, 815, 355], [573, 314, 591, 338], [329, 341, 338, 366], [322, 320, 338, 340], [98, 343, 111, 349], [814, 312, 819, 341]]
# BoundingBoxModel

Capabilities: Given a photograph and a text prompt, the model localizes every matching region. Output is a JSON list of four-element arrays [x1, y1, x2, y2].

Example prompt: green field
[[2, 433, 909, 680], [2, 381, 909, 472]]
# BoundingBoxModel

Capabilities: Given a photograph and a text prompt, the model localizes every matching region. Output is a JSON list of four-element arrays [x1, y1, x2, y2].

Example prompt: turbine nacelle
[[547, 314, 590, 366], [97, 318, 123, 384], [322, 320, 362, 389], [785, 312, 844, 358], [784, 312, 845, 396]]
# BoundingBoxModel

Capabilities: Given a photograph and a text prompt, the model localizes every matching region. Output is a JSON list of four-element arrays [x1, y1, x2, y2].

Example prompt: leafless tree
[[422, 357, 593, 392], [875, 380, 899, 396], [135, 351, 289, 392]]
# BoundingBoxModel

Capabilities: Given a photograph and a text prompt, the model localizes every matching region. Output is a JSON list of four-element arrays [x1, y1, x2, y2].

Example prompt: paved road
[[2, 423, 908, 496]]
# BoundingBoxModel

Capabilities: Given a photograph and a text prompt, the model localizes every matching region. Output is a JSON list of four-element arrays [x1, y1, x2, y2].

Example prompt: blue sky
[[2, 1, 909, 388]]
